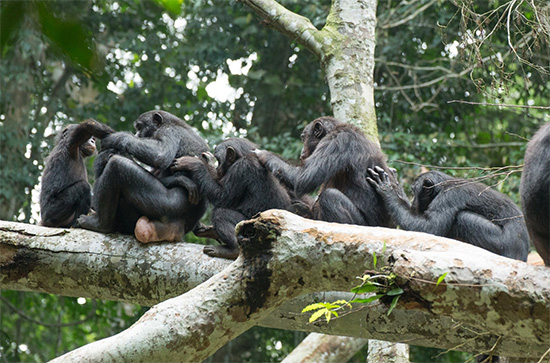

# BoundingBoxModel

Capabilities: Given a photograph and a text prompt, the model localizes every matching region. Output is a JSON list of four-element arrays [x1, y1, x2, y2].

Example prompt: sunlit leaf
[[309, 308, 326, 323], [301, 303, 326, 313], [436, 272, 448, 288]]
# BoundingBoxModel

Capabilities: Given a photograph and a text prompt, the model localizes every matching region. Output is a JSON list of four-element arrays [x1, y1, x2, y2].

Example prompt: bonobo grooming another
[[78, 111, 209, 243], [170, 138, 293, 259], [521, 123, 550, 266], [40, 119, 114, 227], [255, 116, 407, 226], [367, 168, 530, 261]]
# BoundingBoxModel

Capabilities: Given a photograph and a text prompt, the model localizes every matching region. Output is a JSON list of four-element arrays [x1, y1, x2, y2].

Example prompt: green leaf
[[436, 272, 448, 287], [350, 294, 384, 304], [302, 303, 327, 313], [372, 251, 377, 268], [382, 241, 387, 253], [387, 296, 400, 316], [387, 288, 404, 296], [309, 308, 326, 323], [351, 284, 378, 294]]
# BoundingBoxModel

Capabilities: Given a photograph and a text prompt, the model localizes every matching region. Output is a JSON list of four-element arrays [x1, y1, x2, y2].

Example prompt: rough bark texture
[[0, 221, 229, 306], [4, 210, 548, 361]]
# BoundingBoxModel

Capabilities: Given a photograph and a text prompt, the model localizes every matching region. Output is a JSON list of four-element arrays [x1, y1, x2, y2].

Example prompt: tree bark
[[281, 333, 368, 363], [3, 212, 548, 361]]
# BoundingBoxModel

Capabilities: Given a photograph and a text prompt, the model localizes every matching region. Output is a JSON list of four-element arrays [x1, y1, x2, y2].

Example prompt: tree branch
[[237, 0, 323, 58], [2, 212, 547, 360]]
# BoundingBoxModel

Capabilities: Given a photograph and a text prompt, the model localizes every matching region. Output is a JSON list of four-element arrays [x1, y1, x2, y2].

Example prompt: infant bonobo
[[171, 138, 292, 259], [367, 167, 530, 261], [40, 119, 114, 227]]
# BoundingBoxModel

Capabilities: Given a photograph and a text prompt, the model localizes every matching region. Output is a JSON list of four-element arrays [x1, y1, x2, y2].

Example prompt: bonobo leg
[[453, 211, 528, 261], [204, 208, 246, 260], [313, 188, 366, 225], [42, 181, 91, 228], [78, 155, 188, 233]]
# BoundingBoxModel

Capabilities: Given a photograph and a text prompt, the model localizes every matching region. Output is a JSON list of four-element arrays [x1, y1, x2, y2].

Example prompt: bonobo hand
[[252, 149, 269, 164], [170, 155, 202, 172], [180, 178, 200, 205], [366, 166, 394, 196], [201, 152, 217, 167]]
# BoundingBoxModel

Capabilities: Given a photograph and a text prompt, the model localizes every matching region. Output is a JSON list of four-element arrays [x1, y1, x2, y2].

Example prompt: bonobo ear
[[153, 112, 163, 127], [226, 146, 237, 164], [313, 121, 326, 139]]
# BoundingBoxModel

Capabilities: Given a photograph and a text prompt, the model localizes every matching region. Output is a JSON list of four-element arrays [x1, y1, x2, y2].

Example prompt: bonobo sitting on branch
[[254, 116, 407, 227], [40, 119, 114, 228], [78, 111, 209, 243], [170, 138, 293, 259], [367, 167, 530, 261]]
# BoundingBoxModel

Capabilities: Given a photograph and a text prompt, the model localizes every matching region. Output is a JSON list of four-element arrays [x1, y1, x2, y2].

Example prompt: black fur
[[256, 116, 406, 226], [521, 123, 550, 265], [171, 138, 292, 259], [368, 168, 530, 261], [39, 119, 114, 227], [78, 110, 208, 235]]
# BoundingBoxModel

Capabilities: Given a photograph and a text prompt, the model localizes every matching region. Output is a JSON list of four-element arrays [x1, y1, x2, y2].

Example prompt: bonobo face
[[135, 112, 163, 138], [80, 137, 97, 157]]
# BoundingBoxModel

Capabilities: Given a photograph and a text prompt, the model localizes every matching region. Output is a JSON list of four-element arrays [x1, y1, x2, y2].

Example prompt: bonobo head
[[213, 138, 257, 178], [411, 171, 454, 214], [133, 110, 186, 138], [300, 116, 341, 161]]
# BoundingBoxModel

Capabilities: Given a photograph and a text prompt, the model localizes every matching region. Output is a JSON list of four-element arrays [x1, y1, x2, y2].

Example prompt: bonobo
[[40, 119, 114, 227], [78, 111, 209, 243], [367, 167, 530, 261], [521, 123, 550, 265], [255, 116, 407, 226], [171, 138, 292, 259]]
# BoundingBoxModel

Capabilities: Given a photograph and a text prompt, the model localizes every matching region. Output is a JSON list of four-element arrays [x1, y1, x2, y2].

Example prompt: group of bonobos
[[39, 110, 549, 266]]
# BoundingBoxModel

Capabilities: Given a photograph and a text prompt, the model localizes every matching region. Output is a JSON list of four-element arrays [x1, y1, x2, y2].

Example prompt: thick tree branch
[[237, 0, 323, 58], [2, 212, 547, 360]]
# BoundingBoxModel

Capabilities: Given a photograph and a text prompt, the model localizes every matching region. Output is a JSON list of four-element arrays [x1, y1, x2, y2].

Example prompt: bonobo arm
[[68, 119, 115, 155], [367, 167, 456, 236], [294, 129, 359, 195], [102, 129, 180, 170], [171, 156, 249, 208], [254, 150, 298, 190]]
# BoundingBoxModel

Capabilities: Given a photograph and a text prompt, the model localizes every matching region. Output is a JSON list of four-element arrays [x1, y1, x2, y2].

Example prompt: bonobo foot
[[77, 213, 112, 233], [193, 223, 219, 239], [135, 216, 185, 243], [203, 245, 239, 260]]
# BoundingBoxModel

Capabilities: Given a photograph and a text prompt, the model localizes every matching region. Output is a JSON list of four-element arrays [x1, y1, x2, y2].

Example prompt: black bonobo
[[368, 167, 530, 261], [521, 123, 550, 266], [40, 119, 114, 227], [254, 116, 407, 226], [170, 138, 292, 259], [78, 110, 209, 243]]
